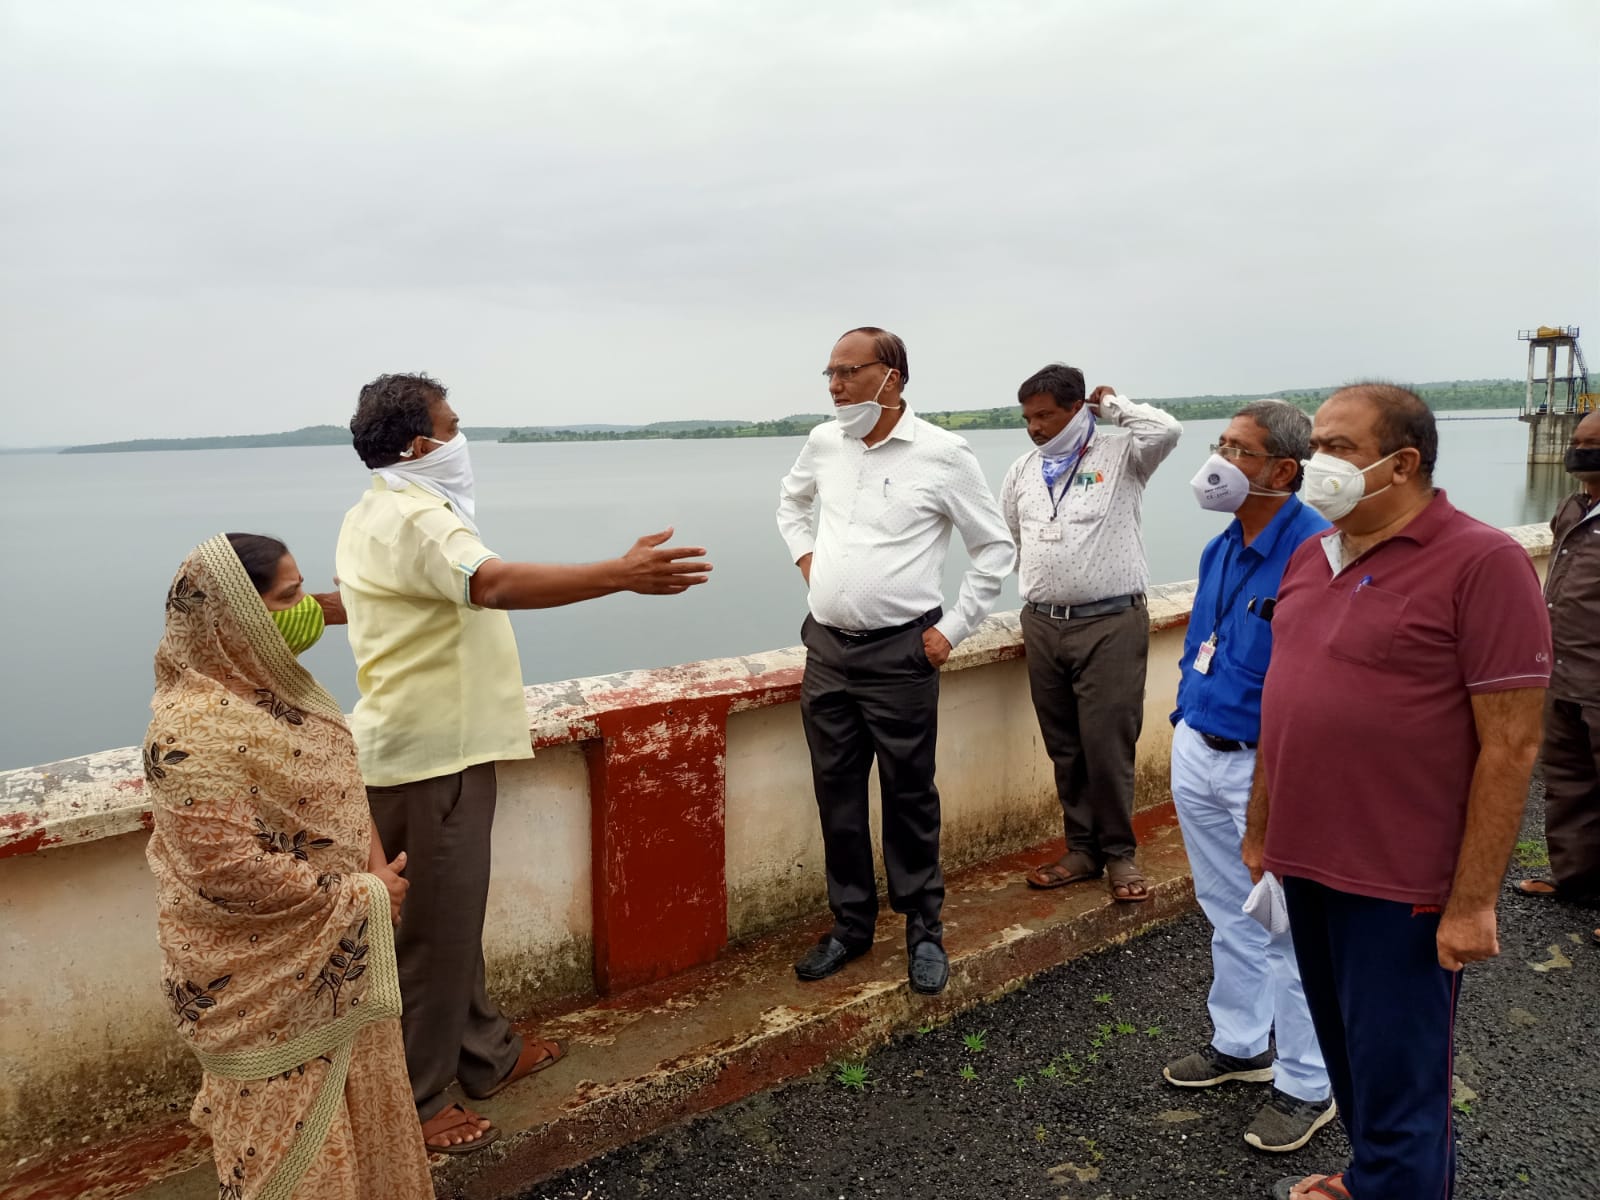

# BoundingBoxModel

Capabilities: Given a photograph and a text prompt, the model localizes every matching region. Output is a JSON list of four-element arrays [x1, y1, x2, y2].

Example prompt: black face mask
[[1565, 446, 1600, 475]]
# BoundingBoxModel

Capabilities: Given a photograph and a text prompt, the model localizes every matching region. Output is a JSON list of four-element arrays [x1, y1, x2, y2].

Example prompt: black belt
[[1197, 730, 1257, 753], [1026, 594, 1137, 620], [822, 607, 942, 645]]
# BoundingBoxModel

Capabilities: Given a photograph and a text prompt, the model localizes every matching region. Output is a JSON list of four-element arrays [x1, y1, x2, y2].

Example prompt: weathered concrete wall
[[0, 527, 1554, 1171]]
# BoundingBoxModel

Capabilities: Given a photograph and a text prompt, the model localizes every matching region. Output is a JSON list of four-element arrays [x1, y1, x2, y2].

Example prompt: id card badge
[[1039, 521, 1063, 542], [1193, 635, 1217, 675]]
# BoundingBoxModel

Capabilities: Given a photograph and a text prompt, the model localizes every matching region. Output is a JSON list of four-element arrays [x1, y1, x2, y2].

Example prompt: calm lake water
[[0, 411, 1574, 770]]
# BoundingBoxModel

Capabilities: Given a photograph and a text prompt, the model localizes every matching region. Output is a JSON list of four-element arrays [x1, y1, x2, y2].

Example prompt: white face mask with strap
[[834, 369, 900, 439], [377, 431, 479, 533], [1300, 450, 1400, 521]]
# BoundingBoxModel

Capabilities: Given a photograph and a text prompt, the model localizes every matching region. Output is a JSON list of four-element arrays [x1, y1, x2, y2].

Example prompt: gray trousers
[[368, 762, 521, 1121], [1543, 695, 1600, 898], [1020, 599, 1149, 864], [799, 611, 944, 951]]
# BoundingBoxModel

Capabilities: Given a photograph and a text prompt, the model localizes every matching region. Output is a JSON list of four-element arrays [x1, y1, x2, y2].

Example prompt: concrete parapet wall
[[0, 524, 1553, 1172]]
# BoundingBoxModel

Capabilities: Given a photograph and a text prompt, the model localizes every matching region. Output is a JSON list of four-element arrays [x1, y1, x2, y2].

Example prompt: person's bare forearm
[[471, 560, 623, 610], [1244, 755, 1269, 849], [1446, 745, 1536, 914]]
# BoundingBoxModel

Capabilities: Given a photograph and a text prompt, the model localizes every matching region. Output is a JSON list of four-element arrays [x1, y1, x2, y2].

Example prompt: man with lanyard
[[1162, 401, 1335, 1154], [338, 373, 713, 1152], [1001, 363, 1181, 902], [1246, 384, 1548, 1200], [1516, 408, 1600, 948], [777, 326, 1014, 996]]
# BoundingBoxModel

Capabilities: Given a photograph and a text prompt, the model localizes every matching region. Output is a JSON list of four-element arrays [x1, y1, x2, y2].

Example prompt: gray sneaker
[[1162, 1044, 1276, 1087], [1245, 1088, 1339, 1153]]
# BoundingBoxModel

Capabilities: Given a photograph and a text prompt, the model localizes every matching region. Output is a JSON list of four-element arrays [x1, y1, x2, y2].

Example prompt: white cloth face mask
[[377, 431, 479, 533], [1300, 450, 1400, 521], [834, 369, 898, 440], [1037, 402, 1094, 459]]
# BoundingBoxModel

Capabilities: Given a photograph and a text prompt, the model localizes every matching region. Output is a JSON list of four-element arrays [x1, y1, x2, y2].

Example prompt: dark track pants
[[1284, 876, 1461, 1199]]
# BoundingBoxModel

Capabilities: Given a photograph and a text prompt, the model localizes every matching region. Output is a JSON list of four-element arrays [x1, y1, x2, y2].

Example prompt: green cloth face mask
[[270, 593, 325, 655]]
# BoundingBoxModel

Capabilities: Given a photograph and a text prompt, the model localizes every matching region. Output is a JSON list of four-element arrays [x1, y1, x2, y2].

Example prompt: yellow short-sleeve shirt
[[335, 479, 534, 787]]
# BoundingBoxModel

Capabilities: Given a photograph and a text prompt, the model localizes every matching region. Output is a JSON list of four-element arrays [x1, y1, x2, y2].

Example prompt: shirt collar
[[865, 404, 916, 449], [1228, 494, 1308, 558], [1317, 488, 1454, 574]]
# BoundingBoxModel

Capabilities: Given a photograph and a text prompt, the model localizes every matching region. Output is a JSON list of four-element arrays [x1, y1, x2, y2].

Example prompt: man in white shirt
[[1000, 364, 1181, 902], [777, 327, 1015, 995]]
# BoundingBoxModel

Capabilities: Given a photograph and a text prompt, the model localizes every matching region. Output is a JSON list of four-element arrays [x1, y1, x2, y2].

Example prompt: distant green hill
[[54, 378, 1533, 453], [60, 425, 519, 454]]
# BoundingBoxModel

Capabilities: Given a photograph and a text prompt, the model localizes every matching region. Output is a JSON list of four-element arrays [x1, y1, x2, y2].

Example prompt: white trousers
[[1170, 720, 1329, 1101]]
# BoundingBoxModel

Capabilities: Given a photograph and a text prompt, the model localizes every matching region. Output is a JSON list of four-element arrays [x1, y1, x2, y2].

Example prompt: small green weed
[[915, 1023, 934, 1036], [1093, 992, 1112, 1005], [833, 1062, 870, 1091], [1513, 840, 1550, 869], [962, 1030, 987, 1053], [1013, 1075, 1029, 1093], [1034, 1123, 1048, 1143], [1038, 1064, 1059, 1080], [1115, 1021, 1137, 1036], [958, 1064, 977, 1081], [1144, 1025, 1163, 1038]]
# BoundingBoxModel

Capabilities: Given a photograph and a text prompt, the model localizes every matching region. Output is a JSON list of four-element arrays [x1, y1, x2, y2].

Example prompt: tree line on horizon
[[499, 377, 1533, 444]]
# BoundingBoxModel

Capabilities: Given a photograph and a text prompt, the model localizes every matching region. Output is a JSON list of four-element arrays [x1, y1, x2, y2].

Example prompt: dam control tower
[[1519, 325, 1594, 464]]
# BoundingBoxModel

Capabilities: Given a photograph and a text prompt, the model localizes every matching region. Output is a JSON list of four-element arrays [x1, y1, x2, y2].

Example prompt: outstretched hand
[[620, 528, 713, 595]]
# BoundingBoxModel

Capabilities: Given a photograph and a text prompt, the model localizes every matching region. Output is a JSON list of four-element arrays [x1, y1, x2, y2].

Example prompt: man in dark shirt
[[1516, 409, 1600, 946]]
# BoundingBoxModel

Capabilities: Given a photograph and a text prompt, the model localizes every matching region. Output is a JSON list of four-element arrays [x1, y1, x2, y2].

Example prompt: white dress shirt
[[1000, 395, 1182, 606], [777, 406, 1015, 647]]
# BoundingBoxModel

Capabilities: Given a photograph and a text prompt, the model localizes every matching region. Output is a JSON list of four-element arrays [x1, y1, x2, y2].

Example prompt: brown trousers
[[368, 762, 521, 1121], [1021, 600, 1149, 864], [1542, 695, 1600, 898]]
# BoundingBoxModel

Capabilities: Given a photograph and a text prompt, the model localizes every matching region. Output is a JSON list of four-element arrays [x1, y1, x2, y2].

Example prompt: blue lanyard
[[1211, 541, 1265, 639], [1045, 432, 1095, 521]]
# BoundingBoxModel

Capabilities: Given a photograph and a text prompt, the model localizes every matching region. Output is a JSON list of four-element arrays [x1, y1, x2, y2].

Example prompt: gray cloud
[[2, 0, 1597, 443]]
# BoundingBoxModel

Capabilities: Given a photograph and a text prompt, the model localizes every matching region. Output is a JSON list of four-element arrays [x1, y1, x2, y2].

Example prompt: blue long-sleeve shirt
[[1172, 496, 1330, 743]]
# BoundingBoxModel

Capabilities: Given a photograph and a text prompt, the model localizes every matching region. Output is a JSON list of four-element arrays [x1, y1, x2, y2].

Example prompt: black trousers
[[368, 762, 522, 1122], [1542, 695, 1600, 897], [799, 611, 944, 951]]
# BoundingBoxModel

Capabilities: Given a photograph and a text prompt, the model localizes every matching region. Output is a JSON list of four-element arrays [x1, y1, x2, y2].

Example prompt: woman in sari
[[144, 532, 447, 1200]]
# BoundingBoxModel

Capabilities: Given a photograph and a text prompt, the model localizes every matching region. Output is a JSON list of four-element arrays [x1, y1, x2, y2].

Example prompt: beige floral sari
[[144, 534, 431, 1200]]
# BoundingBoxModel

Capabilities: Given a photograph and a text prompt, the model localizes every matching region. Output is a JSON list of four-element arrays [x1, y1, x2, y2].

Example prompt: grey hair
[[1235, 399, 1313, 491]]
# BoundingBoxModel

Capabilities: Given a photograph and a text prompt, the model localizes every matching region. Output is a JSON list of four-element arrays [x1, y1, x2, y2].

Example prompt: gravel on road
[[520, 790, 1600, 1200]]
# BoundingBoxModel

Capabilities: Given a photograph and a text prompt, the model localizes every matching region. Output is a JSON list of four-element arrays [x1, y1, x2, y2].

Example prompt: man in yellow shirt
[[337, 373, 712, 1153]]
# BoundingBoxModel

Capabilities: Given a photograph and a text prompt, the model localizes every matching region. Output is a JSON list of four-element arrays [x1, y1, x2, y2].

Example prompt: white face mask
[[377, 431, 479, 533], [1190, 453, 1251, 513], [834, 369, 898, 440], [1037, 402, 1094, 459], [1191, 451, 1294, 513], [1300, 450, 1400, 521]]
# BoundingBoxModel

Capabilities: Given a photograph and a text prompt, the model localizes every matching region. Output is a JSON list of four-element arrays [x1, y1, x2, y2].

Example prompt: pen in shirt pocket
[[1354, 574, 1373, 593]]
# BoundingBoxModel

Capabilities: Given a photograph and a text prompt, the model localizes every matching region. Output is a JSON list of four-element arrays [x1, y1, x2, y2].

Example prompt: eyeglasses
[[1210, 442, 1276, 462], [822, 361, 886, 382]]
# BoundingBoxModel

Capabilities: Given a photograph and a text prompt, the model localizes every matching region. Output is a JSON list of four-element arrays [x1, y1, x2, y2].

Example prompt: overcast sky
[[2, 0, 1597, 445]]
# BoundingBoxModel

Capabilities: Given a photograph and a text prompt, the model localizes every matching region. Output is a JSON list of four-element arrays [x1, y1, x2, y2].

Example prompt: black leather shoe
[[908, 941, 948, 995], [794, 935, 868, 982]]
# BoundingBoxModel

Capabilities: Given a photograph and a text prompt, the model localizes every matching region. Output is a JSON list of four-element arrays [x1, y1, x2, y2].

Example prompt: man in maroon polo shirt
[[1243, 384, 1550, 1200]]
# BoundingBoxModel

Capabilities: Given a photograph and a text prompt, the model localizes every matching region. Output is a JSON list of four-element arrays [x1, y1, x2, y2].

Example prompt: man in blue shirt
[[1162, 400, 1335, 1154]]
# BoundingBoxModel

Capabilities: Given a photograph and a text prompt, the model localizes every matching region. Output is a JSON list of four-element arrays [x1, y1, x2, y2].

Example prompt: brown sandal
[[465, 1035, 565, 1100], [421, 1103, 500, 1155], [1106, 857, 1150, 904], [1026, 850, 1103, 889], [1271, 1172, 1351, 1199]]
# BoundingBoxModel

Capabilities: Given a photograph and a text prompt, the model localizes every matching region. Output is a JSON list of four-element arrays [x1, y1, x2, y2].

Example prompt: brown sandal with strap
[[464, 1035, 565, 1100], [421, 1103, 500, 1155], [1106, 857, 1150, 904], [1271, 1172, 1351, 1199], [1025, 850, 1103, 890]]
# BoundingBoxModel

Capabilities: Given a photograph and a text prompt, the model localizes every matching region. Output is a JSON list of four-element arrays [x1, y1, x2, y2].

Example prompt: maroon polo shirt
[[1261, 491, 1551, 906]]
